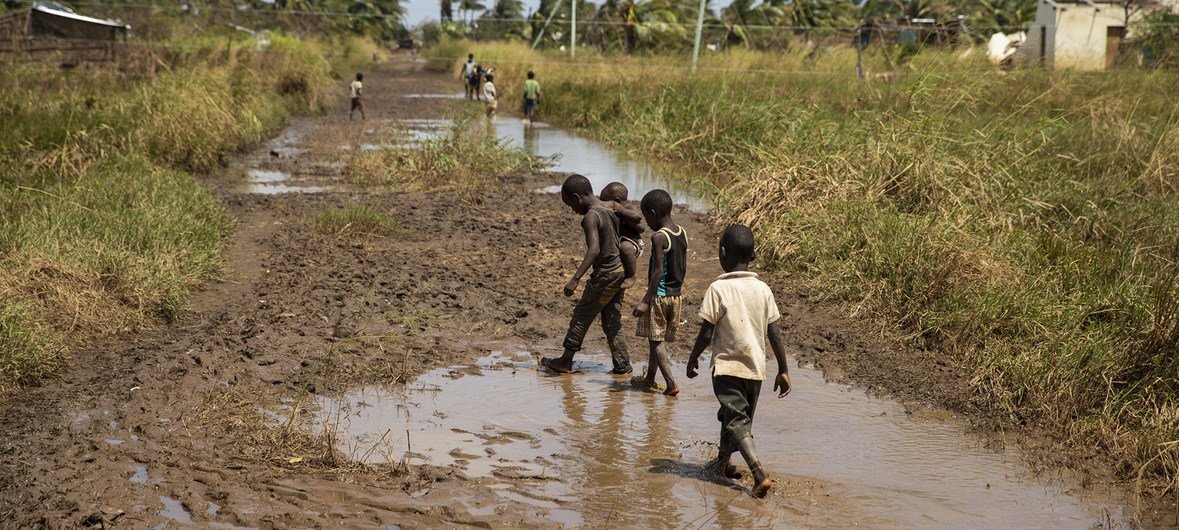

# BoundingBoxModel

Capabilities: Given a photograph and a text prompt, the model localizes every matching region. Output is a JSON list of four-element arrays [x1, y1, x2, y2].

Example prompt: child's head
[[468, 53, 474, 60], [355, 72, 363, 81], [639, 189, 673, 228], [485, 74, 494, 83], [719, 224, 756, 272], [599, 181, 628, 203], [560, 174, 594, 215], [527, 70, 535, 79]]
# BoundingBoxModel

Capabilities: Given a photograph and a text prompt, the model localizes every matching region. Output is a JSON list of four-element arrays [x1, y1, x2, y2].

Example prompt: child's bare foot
[[620, 276, 636, 290], [540, 357, 573, 374], [663, 386, 680, 397], [752, 476, 773, 498], [750, 465, 772, 498]]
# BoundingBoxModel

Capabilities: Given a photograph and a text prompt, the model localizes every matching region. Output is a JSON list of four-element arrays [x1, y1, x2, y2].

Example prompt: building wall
[[1052, 4, 1125, 70], [1020, 1, 1142, 70]]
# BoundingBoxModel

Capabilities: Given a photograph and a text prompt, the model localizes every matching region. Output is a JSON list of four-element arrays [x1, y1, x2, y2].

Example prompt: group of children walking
[[541, 174, 793, 499], [461, 53, 542, 123]]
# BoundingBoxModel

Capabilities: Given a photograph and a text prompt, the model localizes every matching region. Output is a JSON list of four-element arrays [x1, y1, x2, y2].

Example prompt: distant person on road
[[523, 70, 541, 125], [483, 74, 497, 118], [541, 174, 633, 376], [349, 72, 365, 121], [461, 54, 477, 99], [599, 182, 644, 291], [630, 189, 686, 397], [686, 223, 791, 498]]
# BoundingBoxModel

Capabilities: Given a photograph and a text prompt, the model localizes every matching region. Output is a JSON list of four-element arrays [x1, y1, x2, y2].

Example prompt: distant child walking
[[483, 74, 498, 118], [632, 189, 687, 397], [541, 174, 633, 375], [598, 182, 644, 290], [349, 72, 365, 121], [461, 54, 477, 99], [686, 224, 791, 498], [523, 70, 541, 125]]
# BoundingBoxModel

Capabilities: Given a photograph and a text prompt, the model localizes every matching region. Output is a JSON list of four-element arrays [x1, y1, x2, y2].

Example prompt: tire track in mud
[[0, 56, 1146, 528]]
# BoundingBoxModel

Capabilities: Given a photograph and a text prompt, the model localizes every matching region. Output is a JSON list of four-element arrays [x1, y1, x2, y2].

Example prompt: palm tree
[[459, 0, 485, 26]]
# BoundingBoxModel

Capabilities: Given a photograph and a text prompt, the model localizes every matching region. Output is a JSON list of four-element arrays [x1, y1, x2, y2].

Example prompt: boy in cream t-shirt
[[686, 223, 791, 498]]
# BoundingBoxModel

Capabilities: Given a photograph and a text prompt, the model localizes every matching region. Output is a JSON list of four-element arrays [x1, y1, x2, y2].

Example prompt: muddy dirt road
[[0, 56, 1142, 528]]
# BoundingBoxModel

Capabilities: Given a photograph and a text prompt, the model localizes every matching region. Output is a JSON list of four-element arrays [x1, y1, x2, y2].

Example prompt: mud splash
[[314, 351, 1127, 527]]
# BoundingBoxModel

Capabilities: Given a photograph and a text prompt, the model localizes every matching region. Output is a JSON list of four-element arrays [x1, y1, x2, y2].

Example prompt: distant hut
[[0, 2, 130, 62]]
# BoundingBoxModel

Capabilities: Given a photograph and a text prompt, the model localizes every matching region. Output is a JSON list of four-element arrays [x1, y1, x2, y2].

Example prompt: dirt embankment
[[0, 56, 1153, 528]]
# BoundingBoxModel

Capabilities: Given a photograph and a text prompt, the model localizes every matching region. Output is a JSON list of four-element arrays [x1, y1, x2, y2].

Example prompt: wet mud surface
[[0, 56, 1155, 528]]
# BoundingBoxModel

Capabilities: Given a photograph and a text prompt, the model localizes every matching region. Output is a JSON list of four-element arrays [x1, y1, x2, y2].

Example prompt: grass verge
[[0, 34, 334, 391], [432, 40, 1179, 499]]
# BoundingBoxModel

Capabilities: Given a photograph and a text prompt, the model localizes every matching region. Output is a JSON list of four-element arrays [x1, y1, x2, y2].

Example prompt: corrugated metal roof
[[31, 4, 130, 29]]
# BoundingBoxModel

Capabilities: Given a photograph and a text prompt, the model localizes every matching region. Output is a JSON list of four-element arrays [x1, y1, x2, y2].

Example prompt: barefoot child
[[686, 224, 791, 497], [541, 175, 633, 375], [632, 189, 686, 396], [349, 72, 365, 121], [599, 182, 644, 290], [461, 54, 477, 99]]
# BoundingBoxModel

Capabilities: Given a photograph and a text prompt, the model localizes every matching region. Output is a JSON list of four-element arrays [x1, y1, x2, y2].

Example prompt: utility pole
[[570, 0, 577, 58], [690, 0, 707, 72], [855, 27, 864, 79]]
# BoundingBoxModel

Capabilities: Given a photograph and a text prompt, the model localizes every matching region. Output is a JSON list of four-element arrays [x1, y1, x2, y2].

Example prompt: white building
[[1022, 0, 1177, 69]]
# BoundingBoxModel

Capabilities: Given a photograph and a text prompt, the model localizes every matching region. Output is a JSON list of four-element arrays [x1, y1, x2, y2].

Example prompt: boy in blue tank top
[[631, 189, 687, 396]]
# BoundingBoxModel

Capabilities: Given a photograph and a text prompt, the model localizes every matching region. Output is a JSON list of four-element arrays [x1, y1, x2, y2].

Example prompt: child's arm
[[632, 230, 668, 316], [611, 202, 642, 224], [565, 213, 601, 297], [767, 321, 791, 398], [686, 321, 715, 378]]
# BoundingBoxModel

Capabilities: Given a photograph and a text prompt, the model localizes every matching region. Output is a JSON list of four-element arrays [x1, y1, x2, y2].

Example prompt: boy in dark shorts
[[599, 182, 644, 290], [541, 175, 633, 375], [349, 72, 365, 121], [522, 70, 541, 125], [686, 224, 791, 498], [632, 189, 686, 397]]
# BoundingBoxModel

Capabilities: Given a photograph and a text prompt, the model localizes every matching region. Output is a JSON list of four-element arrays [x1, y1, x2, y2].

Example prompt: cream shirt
[[698, 271, 781, 380], [349, 80, 362, 98]]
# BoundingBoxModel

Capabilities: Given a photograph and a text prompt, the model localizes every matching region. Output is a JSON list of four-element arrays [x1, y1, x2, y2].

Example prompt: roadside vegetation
[[347, 112, 542, 201], [432, 41, 1179, 496], [0, 34, 351, 390]]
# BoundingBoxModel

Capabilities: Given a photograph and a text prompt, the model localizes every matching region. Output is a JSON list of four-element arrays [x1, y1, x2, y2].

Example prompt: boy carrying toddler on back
[[541, 175, 633, 375], [686, 223, 791, 498]]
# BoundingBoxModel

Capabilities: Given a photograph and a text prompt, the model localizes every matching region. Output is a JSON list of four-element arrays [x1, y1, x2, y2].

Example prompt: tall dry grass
[[0, 34, 335, 391], [433, 40, 1179, 497]]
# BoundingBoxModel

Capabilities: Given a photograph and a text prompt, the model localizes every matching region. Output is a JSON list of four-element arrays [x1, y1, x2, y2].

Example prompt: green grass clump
[[348, 112, 543, 201], [0, 34, 334, 391], [440, 41, 1179, 495], [313, 206, 395, 237]]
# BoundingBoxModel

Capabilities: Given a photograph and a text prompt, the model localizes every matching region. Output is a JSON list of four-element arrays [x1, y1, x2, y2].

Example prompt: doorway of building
[[1106, 26, 1125, 68]]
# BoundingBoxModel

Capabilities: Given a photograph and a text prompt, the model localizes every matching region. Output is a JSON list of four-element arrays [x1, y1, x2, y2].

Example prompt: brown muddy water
[[310, 351, 1127, 528], [232, 107, 1129, 526]]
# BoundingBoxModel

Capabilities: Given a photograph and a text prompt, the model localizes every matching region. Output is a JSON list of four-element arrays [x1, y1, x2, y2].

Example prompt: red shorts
[[350, 97, 363, 111]]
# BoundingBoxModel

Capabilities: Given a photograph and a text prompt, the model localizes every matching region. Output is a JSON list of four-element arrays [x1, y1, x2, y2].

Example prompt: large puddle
[[397, 116, 709, 212], [314, 351, 1127, 527]]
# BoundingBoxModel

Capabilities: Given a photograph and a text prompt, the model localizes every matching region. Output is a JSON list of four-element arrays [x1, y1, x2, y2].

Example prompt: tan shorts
[[636, 295, 681, 342]]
